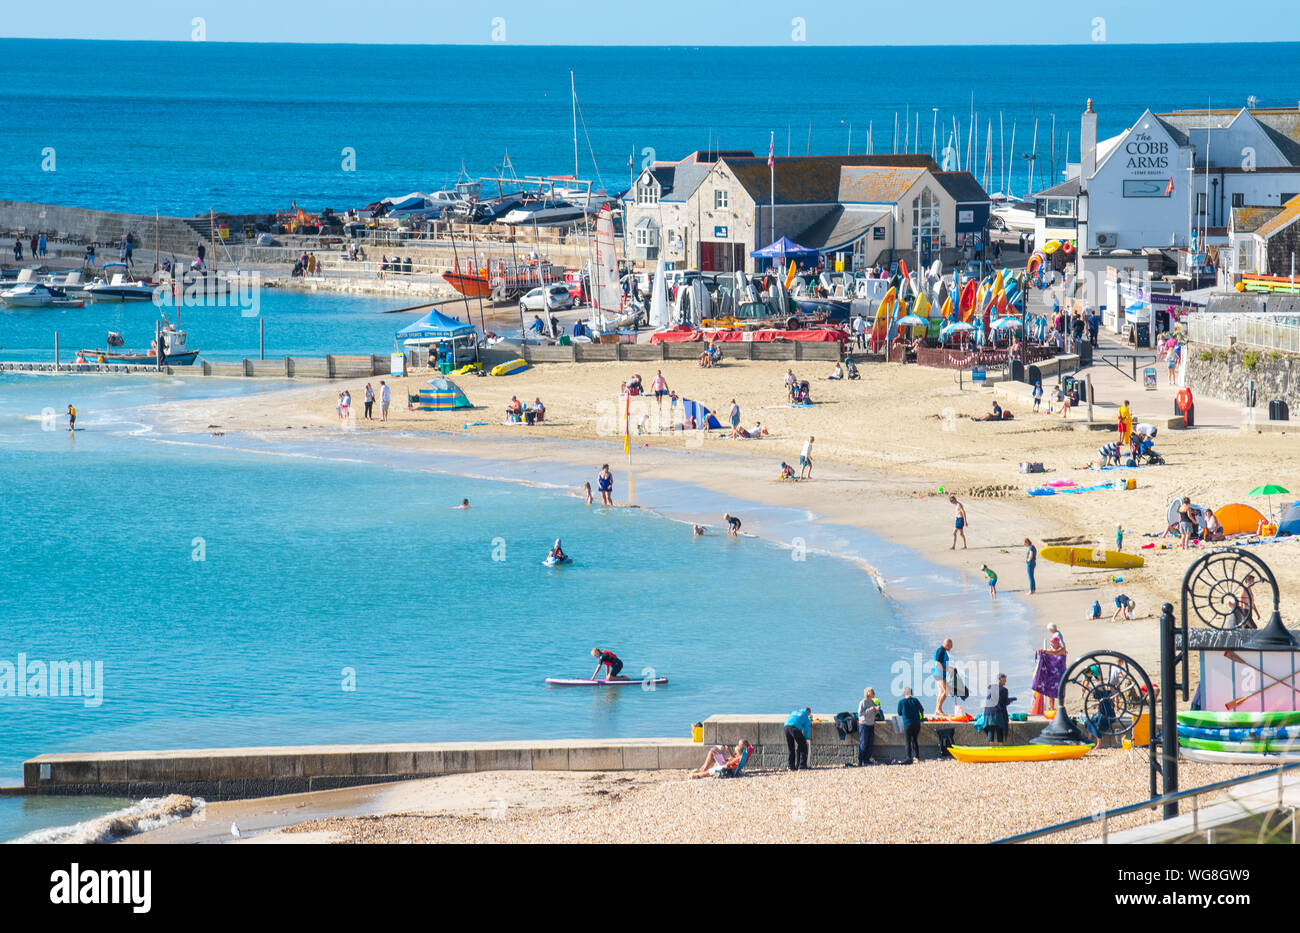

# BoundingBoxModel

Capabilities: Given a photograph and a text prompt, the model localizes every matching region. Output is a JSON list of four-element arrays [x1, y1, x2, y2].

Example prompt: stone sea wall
[[1185, 341, 1300, 412]]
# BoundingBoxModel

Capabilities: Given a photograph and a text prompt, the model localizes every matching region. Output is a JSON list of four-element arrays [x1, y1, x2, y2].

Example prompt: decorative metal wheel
[[1182, 548, 1279, 630], [1058, 651, 1152, 740]]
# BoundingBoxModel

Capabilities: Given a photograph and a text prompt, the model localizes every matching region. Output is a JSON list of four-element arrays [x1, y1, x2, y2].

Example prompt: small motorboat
[[79, 326, 200, 366], [0, 281, 85, 308], [83, 263, 157, 301]]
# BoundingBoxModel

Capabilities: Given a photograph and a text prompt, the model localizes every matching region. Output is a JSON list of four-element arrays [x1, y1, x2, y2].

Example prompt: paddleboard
[[1178, 710, 1300, 729], [542, 556, 572, 567], [1181, 736, 1300, 754], [1178, 723, 1300, 742], [1038, 546, 1144, 570], [544, 677, 668, 687], [948, 744, 1091, 763], [1180, 747, 1300, 765]]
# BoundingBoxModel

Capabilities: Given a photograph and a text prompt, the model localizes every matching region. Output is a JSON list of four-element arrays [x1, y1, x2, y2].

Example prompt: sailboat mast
[[571, 70, 579, 178]]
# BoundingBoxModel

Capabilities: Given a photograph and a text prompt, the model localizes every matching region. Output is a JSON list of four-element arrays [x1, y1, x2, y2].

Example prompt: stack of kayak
[[1178, 710, 1300, 764]]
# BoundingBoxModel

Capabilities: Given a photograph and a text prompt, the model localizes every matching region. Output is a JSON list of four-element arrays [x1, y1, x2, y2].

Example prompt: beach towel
[[1031, 651, 1068, 699]]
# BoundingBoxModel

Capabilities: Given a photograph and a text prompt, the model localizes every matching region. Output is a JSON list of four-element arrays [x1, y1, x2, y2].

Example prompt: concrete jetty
[[21, 715, 1047, 800]]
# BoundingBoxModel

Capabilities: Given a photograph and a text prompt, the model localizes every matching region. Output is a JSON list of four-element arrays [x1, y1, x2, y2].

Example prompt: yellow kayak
[[949, 744, 1092, 763]]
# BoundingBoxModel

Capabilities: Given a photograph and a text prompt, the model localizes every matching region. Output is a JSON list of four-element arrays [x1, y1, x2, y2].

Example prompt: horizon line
[[3, 36, 1300, 48]]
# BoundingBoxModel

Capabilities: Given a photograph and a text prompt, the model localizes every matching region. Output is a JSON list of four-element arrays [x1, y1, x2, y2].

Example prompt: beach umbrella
[[992, 317, 1023, 330], [896, 314, 927, 327], [1249, 484, 1291, 518], [940, 321, 973, 340]]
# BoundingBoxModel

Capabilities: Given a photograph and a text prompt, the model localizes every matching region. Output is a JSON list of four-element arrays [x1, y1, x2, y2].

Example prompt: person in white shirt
[[799, 436, 814, 480], [379, 381, 391, 421]]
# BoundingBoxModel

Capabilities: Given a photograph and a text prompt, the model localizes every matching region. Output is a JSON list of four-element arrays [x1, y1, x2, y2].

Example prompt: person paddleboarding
[[590, 647, 627, 681], [546, 538, 569, 565]]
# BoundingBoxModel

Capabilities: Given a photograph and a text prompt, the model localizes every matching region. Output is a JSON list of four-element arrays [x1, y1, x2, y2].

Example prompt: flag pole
[[769, 131, 775, 244]]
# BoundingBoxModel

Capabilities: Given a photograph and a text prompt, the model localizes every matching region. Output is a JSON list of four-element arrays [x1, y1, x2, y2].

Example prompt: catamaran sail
[[588, 207, 631, 331], [648, 257, 669, 329]]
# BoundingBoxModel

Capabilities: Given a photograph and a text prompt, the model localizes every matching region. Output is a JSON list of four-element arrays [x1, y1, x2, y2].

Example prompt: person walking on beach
[[949, 495, 968, 549], [1024, 538, 1037, 594], [799, 436, 814, 480], [379, 381, 390, 422], [597, 464, 614, 506], [857, 687, 880, 765], [652, 370, 670, 410], [980, 563, 998, 600], [933, 637, 953, 716], [898, 687, 924, 763], [363, 383, 375, 420], [784, 707, 812, 771], [37, 233, 46, 258]]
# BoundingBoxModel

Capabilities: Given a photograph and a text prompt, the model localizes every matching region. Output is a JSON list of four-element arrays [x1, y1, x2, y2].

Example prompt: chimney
[[1081, 98, 1098, 190]]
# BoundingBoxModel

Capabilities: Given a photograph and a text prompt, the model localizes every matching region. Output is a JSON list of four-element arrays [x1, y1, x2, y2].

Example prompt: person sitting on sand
[[590, 647, 625, 680], [779, 461, 797, 481], [690, 740, 752, 778], [698, 349, 714, 368], [826, 361, 844, 380], [973, 401, 1003, 422], [1203, 508, 1224, 543]]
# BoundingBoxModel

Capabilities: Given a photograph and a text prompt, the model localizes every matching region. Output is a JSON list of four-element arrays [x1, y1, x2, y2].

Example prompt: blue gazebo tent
[[750, 236, 820, 264]]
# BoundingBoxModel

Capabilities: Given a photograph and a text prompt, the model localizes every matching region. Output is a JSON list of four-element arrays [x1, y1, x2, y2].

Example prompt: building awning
[[795, 207, 890, 252], [634, 216, 660, 230]]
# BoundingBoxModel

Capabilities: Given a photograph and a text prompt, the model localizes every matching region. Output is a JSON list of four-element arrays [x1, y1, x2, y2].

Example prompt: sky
[[4, 0, 1299, 45]]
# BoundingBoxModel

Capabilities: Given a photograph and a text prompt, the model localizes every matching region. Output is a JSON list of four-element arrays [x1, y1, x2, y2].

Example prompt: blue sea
[[0, 290, 428, 362], [0, 40, 1297, 214], [0, 369, 1037, 840]]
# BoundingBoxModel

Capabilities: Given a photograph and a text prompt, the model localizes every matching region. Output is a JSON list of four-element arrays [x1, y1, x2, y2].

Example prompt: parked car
[[519, 283, 575, 313]]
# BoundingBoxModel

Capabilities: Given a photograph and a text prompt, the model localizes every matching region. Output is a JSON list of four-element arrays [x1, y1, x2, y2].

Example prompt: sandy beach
[[126, 354, 1300, 842]]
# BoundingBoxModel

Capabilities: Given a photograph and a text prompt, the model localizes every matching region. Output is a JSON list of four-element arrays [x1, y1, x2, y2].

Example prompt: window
[[714, 189, 729, 210], [634, 227, 658, 247], [1196, 193, 1207, 217], [911, 188, 940, 240], [636, 183, 658, 205], [1231, 192, 1244, 208]]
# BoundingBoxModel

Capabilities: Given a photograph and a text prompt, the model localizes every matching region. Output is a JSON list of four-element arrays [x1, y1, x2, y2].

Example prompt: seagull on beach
[[231, 821, 242, 839]]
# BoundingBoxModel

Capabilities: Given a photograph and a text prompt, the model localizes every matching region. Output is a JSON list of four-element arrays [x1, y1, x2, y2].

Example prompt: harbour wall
[[1185, 341, 1300, 414], [20, 716, 1046, 799]]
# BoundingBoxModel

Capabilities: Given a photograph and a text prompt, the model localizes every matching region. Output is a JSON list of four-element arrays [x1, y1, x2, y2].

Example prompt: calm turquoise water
[[0, 40, 1296, 213], [0, 290, 427, 362], [0, 372, 1035, 840]]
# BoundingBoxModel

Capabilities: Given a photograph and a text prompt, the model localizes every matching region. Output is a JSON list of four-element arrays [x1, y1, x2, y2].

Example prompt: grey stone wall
[[1185, 340, 1300, 411]]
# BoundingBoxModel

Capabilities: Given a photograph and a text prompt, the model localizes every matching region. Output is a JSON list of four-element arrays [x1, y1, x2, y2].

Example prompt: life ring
[[1061, 240, 1075, 255], [1176, 388, 1193, 412], [1044, 240, 1061, 255]]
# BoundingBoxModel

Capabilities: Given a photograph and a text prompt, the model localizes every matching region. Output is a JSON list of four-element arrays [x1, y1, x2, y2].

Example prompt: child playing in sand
[[1115, 524, 1124, 551], [981, 563, 998, 599]]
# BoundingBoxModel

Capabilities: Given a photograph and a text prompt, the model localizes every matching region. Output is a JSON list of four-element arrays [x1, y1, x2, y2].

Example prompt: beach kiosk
[[395, 310, 478, 368]]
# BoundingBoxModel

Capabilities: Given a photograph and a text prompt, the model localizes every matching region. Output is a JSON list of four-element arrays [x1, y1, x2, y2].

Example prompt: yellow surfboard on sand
[[1039, 546, 1144, 570]]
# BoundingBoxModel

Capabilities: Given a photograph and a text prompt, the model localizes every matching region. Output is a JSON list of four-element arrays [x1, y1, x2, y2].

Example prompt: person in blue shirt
[[784, 707, 812, 771], [897, 687, 925, 763], [933, 637, 953, 716]]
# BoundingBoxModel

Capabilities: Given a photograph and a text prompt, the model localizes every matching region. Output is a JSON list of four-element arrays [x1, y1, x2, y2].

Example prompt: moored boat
[[79, 326, 199, 366], [0, 281, 85, 308], [83, 263, 157, 301]]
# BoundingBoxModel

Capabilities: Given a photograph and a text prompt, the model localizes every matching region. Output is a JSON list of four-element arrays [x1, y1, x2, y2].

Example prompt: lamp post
[[1018, 271, 1030, 367]]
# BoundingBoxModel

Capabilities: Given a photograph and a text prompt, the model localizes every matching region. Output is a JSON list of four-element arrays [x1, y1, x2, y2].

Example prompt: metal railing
[[994, 758, 1300, 844], [1188, 312, 1300, 353]]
